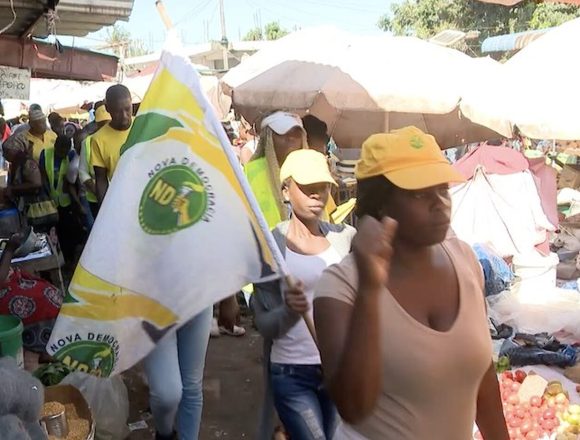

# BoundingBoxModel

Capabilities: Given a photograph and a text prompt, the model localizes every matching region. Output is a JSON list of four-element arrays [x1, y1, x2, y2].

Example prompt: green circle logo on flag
[[139, 165, 208, 235], [54, 341, 116, 377]]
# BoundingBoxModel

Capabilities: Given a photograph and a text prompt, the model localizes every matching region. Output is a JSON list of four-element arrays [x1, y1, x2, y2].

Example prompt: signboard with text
[[0, 66, 31, 100]]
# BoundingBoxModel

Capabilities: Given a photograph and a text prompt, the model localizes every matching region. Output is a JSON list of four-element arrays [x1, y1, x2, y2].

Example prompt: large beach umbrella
[[503, 18, 580, 140], [460, 18, 580, 140], [476, 0, 579, 5], [222, 27, 499, 149]]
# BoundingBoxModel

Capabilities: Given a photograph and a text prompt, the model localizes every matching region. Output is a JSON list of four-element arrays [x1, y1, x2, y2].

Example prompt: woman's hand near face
[[353, 216, 398, 289]]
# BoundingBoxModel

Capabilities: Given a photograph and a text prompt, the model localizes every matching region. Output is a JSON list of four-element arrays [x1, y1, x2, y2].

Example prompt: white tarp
[[451, 167, 555, 257]]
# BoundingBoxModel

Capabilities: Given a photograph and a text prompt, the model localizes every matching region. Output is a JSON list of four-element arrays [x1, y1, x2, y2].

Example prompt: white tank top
[[270, 245, 341, 365]]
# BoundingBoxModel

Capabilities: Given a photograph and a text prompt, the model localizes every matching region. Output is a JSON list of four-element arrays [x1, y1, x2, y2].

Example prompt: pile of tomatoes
[[474, 370, 568, 440]]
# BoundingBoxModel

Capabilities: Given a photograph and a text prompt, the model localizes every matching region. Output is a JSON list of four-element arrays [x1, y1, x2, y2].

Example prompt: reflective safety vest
[[82, 135, 97, 203], [244, 157, 282, 229], [44, 148, 71, 208]]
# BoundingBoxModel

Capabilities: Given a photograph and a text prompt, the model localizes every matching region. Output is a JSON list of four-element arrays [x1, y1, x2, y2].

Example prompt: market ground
[[124, 315, 264, 439]]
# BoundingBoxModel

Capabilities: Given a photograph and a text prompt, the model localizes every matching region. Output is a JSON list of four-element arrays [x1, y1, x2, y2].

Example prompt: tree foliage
[[264, 22, 289, 40], [243, 21, 289, 41], [105, 24, 148, 58], [378, 0, 580, 53], [243, 27, 263, 41]]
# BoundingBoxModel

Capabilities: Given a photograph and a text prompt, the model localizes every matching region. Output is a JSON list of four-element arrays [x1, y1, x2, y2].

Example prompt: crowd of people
[[0, 86, 511, 440]]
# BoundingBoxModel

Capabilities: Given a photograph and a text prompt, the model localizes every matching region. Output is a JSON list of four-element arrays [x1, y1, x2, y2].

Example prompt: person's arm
[[0, 232, 26, 283], [251, 279, 303, 340], [463, 240, 509, 440], [94, 166, 108, 205], [476, 363, 509, 440], [90, 137, 109, 204], [240, 145, 254, 165], [78, 140, 96, 194], [314, 216, 397, 424], [64, 179, 85, 215]]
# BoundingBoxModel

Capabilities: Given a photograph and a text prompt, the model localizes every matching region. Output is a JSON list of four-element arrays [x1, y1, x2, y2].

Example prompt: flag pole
[[199, 74, 319, 347], [155, 0, 173, 30], [154, 0, 318, 345]]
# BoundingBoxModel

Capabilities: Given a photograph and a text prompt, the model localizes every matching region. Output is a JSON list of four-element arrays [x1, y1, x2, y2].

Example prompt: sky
[[60, 0, 397, 53]]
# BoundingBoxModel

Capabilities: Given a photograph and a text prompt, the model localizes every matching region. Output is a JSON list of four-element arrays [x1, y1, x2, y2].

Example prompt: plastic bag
[[487, 287, 580, 344], [473, 243, 513, 296], [62, 373, 129, 440], [500, 339, 577, 368]]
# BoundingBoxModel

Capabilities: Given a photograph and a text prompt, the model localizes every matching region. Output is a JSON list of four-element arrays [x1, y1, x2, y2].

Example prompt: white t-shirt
[[270, 245, 342, 365]]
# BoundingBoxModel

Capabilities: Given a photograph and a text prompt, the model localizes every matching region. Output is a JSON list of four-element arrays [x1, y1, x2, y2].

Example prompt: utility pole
[[219, 0, 229, 70]]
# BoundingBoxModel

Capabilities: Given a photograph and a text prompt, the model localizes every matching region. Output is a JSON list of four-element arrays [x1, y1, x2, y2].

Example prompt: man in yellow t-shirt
[[26, 107, 56, 161], [91, 85, 133, 204]]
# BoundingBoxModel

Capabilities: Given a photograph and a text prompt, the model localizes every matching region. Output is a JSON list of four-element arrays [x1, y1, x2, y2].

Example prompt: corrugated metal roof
[[0, 0, 134, 38], [481, 28, 550, 53], [429, 30, 466, 47]]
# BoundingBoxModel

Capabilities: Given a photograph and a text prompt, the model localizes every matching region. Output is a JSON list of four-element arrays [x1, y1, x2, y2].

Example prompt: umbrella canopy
[[222, 27, 499, 148], [461, 18, 580, 140], [124, 72, 231, 120], [459, 57, 513, 138], [504, 18, 580, 140], [477, 0, 580, 5]]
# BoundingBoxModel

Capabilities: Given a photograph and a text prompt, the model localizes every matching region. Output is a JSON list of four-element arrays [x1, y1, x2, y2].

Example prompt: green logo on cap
[[410, 136, 424, 149], [139, 165, 208, 235]]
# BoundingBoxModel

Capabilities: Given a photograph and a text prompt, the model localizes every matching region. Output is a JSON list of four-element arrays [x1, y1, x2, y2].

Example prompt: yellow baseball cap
[[355, 126, 465, 190], [280, 149, 337, 186]]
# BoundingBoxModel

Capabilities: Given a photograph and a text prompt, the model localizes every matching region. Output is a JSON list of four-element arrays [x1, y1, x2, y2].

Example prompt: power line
[[174, 0, 214, 26]]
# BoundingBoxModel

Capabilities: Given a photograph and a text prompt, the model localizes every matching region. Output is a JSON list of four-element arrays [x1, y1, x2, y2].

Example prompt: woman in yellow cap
[[252, 149, 355, 440], [314, 127, 508, 440]]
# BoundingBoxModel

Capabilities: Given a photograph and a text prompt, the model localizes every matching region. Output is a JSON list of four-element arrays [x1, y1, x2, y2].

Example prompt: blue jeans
[[270, 363, 338, 440], [144, 307, 212, 440], [80, 196, 94, 231]]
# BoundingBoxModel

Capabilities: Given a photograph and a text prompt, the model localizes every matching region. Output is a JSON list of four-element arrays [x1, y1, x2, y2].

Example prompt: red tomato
[[520, 419, 532, 434], [524, 430, 539, 440], [515, 370, 527, 383], [503, 371, 514, 381], [543, 418, 557, 432], [543, 408, 556, 420], [529, 396, 542, 408], [515, 408, 527, 419], [508, 415, 523, 428]]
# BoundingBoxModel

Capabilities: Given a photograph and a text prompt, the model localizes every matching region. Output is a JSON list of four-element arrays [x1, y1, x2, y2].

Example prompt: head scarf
[[2, 133, 29, 156]]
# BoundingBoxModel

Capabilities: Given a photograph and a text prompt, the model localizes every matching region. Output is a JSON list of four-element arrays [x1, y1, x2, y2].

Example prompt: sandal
[[219, 325, 246, 337]]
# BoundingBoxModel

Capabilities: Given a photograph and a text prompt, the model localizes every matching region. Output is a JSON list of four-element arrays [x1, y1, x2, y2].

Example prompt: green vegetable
[[33, 362, 72, 386], [494, 355, 511, 373]]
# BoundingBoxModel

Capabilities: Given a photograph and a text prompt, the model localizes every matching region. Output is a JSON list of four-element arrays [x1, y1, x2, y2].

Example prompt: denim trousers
[[270, 363, 338, 440], [144, 307, 212, 440]]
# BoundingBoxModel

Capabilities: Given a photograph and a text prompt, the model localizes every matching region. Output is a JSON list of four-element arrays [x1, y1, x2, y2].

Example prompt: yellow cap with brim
[[95, 106, 111, 123], [280, 149, 337, 186], [355, 126, 466, 190]]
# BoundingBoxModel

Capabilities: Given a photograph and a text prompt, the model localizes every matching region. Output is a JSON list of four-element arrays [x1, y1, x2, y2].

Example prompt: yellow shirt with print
[[90, 122, 132, 181], [26, 130, 57, 162]]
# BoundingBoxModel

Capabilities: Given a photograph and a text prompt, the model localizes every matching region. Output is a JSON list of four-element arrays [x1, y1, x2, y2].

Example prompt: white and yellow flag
[[47, 39, 281, 376]]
